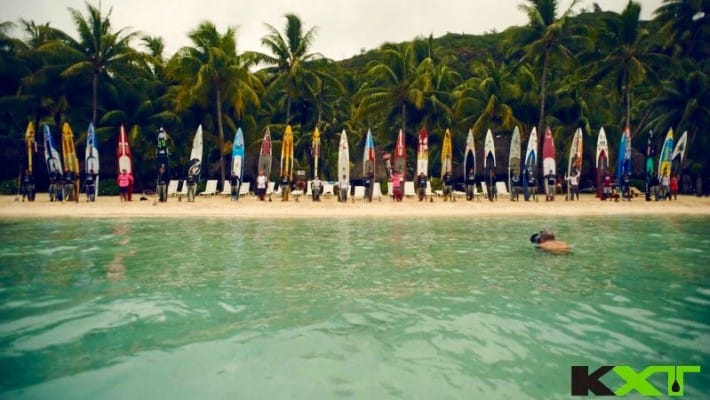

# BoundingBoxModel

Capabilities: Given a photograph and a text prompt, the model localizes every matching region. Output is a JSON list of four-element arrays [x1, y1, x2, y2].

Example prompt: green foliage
[[98, 179, 119, 196], [0, 179, 20, 195]]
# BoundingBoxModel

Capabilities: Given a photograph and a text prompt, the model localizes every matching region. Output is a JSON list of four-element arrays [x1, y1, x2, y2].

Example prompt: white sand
[[2, 193, 709, 219]]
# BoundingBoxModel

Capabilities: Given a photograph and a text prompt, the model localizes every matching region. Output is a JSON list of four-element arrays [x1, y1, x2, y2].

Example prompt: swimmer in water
[[530, 230, 571, 254]]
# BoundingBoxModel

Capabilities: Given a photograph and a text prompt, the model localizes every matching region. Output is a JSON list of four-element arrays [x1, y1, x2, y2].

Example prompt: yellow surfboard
[[280, 125, 294, 180], [61, 122, 80, 201], [441, 128, 452, 179], [25, 122, 35, 173]]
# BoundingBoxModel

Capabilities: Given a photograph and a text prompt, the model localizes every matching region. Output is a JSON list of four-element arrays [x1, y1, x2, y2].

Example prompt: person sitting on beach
[[311, 176, 323, 202], [530, 230, 571, 254], [256, 170, 267, 201], [416, 172, 427, 202]]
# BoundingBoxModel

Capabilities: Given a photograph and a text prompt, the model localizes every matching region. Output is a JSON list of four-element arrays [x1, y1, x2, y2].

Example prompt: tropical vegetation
[[0, 0, 707, 192]]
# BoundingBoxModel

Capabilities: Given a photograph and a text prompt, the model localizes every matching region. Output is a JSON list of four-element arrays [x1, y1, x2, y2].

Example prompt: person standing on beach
[[186, 168, 197, 202], [280, 174, 290, 201], [465, 168, 476, 201], [229, 172, 240, 201], [62, 169, 74, 202], [21, 169, 35, 202], [118, 169, 132, 202], [487, 169, 497, 201], [442, 170, 453, 201], [256, 170, 267, 201], [391, 171, 403, 202], [84, 169, 96, 202], [156, 164, 169, 202], [511, 171, 521, 201], [364, 169, 374, 202], [544, 169, 555, 201], [416, 172, 427, 202], [669, 174, 679, 200], [338, 174, 349, 202], [527, 168, 537, 201], [311, 176, 323, 201], [621, 171, 631, 201], [602, 171, 612, 200], [568, 169, 580, 201]]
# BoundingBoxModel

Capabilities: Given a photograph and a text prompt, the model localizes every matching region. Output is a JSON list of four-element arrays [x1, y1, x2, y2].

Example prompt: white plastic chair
[[220, 181, 232, 196], [404, 181, 416, 197], [352, 186, 365, 201], [167, 180, 179, 197], [496, 181, 510, 198], [239, 181, 250, 196], [198, 179, 218, 196]]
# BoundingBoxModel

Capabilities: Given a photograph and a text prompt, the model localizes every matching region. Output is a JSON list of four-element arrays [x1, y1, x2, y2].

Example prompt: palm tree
[[515, 0, 580, 134], [654, 0, 709, 62], [35, 3, 138, 126], [587, 1, 662, 130], [258, 13, 321, 125], [169, 21, 262, 183], [356, 41, 431, 137]]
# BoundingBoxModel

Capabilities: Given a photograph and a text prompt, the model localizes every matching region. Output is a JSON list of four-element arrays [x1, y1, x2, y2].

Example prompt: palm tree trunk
[[625, 74, 631, 130], [215, 88, 226, 185], [92, 71, 99, 126], [286, 93, 292, 124], [401, 102, 407, 134], [537, 49, 550, 135]]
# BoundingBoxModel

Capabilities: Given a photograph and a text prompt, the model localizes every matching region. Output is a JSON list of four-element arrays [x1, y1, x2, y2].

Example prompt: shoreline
[[2, 193, 709, 219]]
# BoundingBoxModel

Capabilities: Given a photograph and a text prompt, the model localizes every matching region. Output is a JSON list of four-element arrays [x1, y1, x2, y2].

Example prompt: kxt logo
[[571, 365, 701, 396]]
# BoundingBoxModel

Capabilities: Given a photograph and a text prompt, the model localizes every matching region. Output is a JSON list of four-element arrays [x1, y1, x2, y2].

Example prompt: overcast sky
[[3, 0, 664, 60]]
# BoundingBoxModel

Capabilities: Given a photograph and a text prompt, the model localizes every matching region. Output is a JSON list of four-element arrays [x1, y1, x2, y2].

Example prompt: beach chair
[[305, 181, 312, 198], [404, 181, 416, 198], [322, 183, 334, 197], [266, 181, 275, 196], [239, 181, 250, 197], [425, 181, 434, 199], [480, 181, 488, 200], [496, 182, 510, 198], [220, 181, 232, 196], [352, 186, 366, 201], [198, 179, 218, 196], [372, 182, 383, 201], [167, 180, 179, 197], [387, 182, 393, 199]]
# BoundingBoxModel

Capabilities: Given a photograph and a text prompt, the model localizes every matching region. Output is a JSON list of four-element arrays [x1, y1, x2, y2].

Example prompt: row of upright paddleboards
[[28, 123, 688, 195]]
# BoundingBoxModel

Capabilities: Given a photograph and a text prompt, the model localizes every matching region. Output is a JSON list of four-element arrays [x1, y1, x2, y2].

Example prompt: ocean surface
[[0, 216, 708, 399]]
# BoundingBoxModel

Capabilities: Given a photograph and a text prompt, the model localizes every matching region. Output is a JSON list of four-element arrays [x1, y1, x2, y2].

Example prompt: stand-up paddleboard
[[645, 130, 654, 200], [363, 129, 375, 177], [542, 127, 556, 178], [523, 127, 538, 200], [657, 128, 674, 180], [312, 127, 321, 178], [231, 127, 245, 184], [85, 123, 100, 196], [61, 122, 80, 201], [258, 128, 272, 179], [117, 124, 133, 199], [43, 124, 63, 176], [616, 126, 631, 186], [441, 128, 452, 179], [189, 124, 203, 179], [417, 127, 428, 176], [463, 129, 475, 179], [281, 125, 294, 180], [567, 128, 583, 199], [393, 129, 406, 176], [671, 130, 687, 176], [484, 129, 496, 199], [509, 126, 521, 191], [338, 129, 349, 182], [596, 127, 609, 197], [157, 127, 169, 171], [25, 122, 36, 174]]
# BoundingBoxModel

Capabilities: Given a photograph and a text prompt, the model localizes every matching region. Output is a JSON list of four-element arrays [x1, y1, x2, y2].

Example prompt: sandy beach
[[2, 192, 709, 219]]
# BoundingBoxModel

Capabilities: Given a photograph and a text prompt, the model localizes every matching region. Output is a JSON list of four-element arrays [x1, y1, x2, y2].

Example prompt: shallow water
[[0, 216, 708, 399]]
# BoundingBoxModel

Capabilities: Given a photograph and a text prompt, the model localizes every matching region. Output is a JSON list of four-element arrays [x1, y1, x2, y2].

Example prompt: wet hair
[[530, 233, 540, 244]]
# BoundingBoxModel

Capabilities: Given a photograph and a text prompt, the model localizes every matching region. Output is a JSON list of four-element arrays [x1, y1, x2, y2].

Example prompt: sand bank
[[2, 193, 709, 219]]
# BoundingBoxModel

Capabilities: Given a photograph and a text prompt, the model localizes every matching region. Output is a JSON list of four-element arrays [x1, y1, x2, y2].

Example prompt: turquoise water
[[0, 216, 708, 399]]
